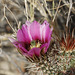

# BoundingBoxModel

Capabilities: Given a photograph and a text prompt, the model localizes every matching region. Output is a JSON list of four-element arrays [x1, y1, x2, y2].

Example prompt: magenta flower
[[9, 21, 53, 58]]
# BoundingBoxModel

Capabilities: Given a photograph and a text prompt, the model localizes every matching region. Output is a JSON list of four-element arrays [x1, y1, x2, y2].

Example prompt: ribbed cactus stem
[[57, 50, 75, 73]]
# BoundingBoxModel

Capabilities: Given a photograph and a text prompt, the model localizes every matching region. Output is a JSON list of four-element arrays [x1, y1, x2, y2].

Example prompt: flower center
[[30, 40, 41, 49]]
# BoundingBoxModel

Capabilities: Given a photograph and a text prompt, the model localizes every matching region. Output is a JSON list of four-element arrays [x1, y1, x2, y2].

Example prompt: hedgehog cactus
[[56, 30, 75, 74], [9, 20, 75, 75]]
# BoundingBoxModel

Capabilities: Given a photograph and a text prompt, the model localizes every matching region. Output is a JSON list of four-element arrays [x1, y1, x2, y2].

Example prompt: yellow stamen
[[30, 41, 41, 49]]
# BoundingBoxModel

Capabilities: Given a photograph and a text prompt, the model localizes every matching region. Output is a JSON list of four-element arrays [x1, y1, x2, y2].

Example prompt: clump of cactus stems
[[9, 21, 75, 75]]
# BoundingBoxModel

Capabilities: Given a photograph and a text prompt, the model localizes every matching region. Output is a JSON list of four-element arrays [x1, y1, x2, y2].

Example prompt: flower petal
[[42, 20, 49, 26], [41, 21, 53, 43], [41, 21, 49, 42], [30, 21, 41, 40], [25, 21, 31, 26], [17, 29, 25, 42], [40, 41, 50, 53], [18, 43, 28, 53], [46, 27, 53, 42], [8, 37, 19, 48], [22, 24, 32, 43], [9, 37, 28, 53], [28, 48, 41, 57]]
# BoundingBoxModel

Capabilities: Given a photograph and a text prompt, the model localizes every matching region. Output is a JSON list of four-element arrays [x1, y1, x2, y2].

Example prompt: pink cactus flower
[[9, 21, 53, 58]]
